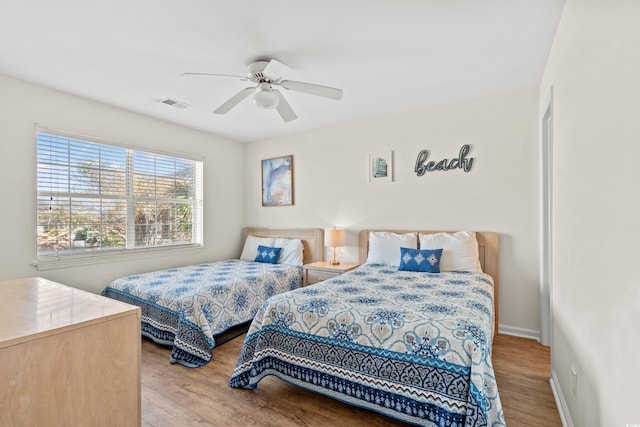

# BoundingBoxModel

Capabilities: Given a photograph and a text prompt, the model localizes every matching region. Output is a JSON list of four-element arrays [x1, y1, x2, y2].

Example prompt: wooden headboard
[[358, 230, 499, 337], [242, 227, 324, 264]]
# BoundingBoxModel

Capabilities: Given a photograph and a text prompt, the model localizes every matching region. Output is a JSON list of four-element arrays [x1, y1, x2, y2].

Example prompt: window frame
[[35, 127, 203, 269]]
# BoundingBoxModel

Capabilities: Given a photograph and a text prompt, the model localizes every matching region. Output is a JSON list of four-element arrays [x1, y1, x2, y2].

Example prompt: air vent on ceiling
[[160, 97, 191, 109]]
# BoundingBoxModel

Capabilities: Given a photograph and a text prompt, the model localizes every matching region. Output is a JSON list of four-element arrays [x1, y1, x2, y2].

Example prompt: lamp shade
[[325, 228, 345, 247], [253, 89, 279, 110]]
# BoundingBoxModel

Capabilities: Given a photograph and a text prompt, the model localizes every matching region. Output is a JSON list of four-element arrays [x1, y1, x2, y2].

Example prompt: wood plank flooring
[[141, 334, 562, 426]]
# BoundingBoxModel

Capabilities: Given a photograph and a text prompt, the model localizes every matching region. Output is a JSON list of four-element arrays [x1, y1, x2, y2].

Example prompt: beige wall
[[540, 1, 640, 425], [0, 75, 244, 294], [243, 88, 542, 336]]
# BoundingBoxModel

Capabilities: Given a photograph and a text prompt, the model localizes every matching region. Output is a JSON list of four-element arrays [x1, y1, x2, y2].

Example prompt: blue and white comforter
[[101, 259, 303, 367], [229, 264, 504, 426]]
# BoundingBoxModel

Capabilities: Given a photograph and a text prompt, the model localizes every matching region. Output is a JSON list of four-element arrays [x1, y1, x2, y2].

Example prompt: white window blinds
[[36, 130, 203, 259]]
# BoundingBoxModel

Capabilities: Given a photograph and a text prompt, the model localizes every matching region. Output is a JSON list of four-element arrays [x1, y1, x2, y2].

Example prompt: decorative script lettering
[[414, 144, 474, 176]]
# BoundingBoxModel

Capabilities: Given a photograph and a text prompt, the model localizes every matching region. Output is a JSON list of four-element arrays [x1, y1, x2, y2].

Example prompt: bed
[[100, 227, 323, 368], [229, 230, 504, 426]]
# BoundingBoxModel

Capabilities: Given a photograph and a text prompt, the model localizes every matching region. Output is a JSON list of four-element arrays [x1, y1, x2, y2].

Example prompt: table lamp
[[325, 228, 345, 265]]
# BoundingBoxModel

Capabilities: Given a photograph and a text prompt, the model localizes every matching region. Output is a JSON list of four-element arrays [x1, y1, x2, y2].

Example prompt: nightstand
[[303, 261, 359, 286]]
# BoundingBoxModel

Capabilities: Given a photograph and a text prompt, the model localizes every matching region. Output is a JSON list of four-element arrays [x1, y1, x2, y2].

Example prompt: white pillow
[[240, 236, 276, 261], [419, 231, 482, 272], [274, 238, 304, 265], [366, 232, 417, 267]]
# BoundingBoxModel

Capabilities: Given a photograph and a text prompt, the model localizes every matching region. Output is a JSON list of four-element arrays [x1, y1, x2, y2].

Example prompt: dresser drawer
[[303, 262, 359, 286], [306, 269, 339, 285]]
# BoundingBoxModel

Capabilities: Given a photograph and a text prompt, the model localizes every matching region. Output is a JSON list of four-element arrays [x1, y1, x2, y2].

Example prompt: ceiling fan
[[181, 59, 343, 122]]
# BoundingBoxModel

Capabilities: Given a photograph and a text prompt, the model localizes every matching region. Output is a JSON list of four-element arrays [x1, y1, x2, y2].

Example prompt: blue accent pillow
[[254, 245, 282, 264], [398, 247, 443, 273]]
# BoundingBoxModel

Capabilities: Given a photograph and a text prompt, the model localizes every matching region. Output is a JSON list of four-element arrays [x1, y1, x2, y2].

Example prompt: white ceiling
[[0, 0, 564, 143]]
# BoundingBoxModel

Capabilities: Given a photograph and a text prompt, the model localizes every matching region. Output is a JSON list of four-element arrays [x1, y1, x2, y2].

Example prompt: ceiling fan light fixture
[[253, 89, 279, 110], [182, 58, 342, 121]]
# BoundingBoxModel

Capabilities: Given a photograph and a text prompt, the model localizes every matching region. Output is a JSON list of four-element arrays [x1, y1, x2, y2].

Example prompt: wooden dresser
[[0, 277, 141, 427], [303, 261, 359, 286]]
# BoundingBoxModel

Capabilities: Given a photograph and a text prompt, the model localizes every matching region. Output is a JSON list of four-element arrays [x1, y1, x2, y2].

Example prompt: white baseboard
[[498, 324, 540, 342], [550, 370, 574, 427]]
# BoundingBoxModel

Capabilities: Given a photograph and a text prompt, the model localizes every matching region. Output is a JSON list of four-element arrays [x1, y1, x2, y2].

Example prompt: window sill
[[33, 244, 203, 271]]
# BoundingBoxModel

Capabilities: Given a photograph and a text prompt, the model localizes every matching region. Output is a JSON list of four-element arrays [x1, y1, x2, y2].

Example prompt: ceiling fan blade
[[213, 87, 255, 114], [181, 72, 249, 81], [274, 90, 297, 122], [262, 59, 291, 79], [280, 80, 343, 100]]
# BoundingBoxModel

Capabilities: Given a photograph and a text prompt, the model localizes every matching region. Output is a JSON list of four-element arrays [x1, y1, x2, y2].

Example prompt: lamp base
[[330, 261, 340, 266]]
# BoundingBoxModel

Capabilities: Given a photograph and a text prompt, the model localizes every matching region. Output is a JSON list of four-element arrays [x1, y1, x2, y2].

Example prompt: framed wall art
[[262, 155, 293, 206], [368, 151, 393, 183]]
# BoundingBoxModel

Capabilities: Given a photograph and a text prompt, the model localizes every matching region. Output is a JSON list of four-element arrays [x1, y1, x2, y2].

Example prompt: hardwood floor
[[141, 334, 562, 426], [491, 335, 562, 426]]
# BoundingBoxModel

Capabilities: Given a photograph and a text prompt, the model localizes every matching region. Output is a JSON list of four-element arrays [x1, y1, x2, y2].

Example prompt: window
[[36, 129, 203, 261]]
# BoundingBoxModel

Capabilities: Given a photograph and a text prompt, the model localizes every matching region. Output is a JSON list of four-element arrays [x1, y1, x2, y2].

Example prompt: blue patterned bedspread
[[101, 259, 303, 368], [229, 264, 504, 426]]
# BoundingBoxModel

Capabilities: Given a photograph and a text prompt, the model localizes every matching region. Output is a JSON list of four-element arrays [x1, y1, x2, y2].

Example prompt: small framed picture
[[262, 155, 293, 206], [368, 151, 393, 183]]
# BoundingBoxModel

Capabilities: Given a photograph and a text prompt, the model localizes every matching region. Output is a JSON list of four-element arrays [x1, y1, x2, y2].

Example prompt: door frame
[[540, 86, 554, 348]]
